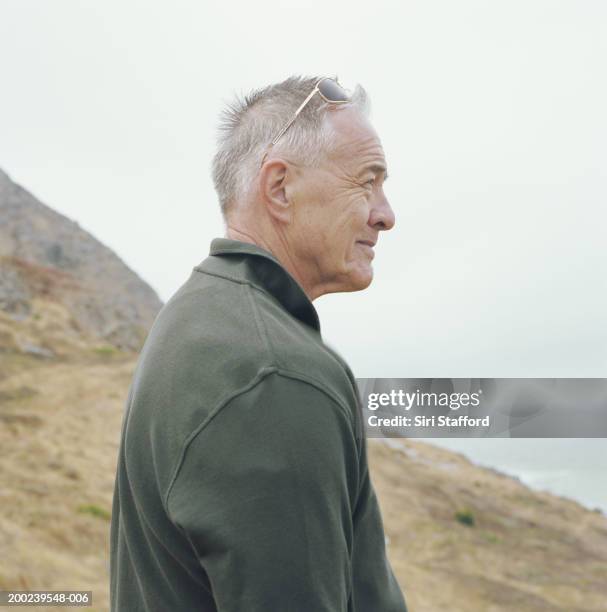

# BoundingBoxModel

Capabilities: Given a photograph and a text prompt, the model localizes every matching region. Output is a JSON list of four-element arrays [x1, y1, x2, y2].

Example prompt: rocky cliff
[[0, 168, 162, 352]]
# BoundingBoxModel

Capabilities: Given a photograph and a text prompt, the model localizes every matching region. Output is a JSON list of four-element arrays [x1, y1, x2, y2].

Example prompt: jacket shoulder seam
[[193, 266, 254, 287], [164, 368, 358, 524], [244, 283, 277, 365], [193, 267, 292, 369]]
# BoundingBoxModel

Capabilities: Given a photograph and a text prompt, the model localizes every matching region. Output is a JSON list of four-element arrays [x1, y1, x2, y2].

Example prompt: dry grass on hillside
[[1, 302, 607, 611], [0, 354, 134, 611], [370, 438, 607, 611]]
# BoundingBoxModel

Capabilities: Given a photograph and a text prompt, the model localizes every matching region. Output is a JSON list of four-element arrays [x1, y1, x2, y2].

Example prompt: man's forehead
[[324, 108, 387, 171]]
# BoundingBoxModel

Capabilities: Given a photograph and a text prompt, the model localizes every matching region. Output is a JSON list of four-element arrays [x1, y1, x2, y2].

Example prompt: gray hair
[[211, 74, 371, 219]]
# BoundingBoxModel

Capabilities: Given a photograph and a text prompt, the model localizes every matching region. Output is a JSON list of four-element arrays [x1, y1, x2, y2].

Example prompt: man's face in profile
[[290, 106, 395, 295]]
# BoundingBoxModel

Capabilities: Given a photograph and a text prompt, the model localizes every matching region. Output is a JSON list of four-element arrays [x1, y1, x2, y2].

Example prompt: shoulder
[[127, 267, 363, 494], [140, 268, 274, 385], [213, 369, 357, 440], [166, 370, 362, 522]]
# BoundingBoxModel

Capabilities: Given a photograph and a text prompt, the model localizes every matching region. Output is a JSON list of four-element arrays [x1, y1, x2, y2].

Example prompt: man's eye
[[363, 178, 375, 187]]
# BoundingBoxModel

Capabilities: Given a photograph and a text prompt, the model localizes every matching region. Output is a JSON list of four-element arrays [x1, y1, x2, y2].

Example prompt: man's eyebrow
[[361, 163, 389, 181]]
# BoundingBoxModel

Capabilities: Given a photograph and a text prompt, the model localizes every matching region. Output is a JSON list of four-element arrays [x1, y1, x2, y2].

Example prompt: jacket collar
[[200, 238, 321, 334]]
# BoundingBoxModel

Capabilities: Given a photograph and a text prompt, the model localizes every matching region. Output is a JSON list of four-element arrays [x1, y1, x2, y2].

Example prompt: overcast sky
[[1, 1, 606, 378]]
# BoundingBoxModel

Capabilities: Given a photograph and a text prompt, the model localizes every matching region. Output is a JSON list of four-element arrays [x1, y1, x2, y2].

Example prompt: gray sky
[[1, 1, 606, 378]]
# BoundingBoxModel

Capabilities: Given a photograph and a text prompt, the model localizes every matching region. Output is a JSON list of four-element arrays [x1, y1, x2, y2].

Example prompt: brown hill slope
[[0, 168, 162, 351], [1, 300, 606, 612]]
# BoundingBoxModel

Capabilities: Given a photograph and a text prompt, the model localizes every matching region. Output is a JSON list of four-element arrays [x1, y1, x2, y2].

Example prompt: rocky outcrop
[[0, 168, 163, 351]]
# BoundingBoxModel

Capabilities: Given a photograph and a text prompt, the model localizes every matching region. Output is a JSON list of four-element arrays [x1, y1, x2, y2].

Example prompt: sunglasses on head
[[259, 77, 351, 168]]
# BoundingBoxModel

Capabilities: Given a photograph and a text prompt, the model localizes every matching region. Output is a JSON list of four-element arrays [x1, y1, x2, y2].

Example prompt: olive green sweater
[[110, 238, 407, 611]]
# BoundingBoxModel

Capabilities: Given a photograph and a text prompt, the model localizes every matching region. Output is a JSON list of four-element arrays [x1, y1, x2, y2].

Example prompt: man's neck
[[224, 225, 318, 301]]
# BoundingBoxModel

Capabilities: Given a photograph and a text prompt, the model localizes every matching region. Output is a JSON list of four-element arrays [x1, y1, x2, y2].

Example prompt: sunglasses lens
[[318, 78, 350, 102]]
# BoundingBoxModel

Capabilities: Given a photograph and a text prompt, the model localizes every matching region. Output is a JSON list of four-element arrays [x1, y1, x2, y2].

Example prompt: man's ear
[[259, 159, 293, 224]]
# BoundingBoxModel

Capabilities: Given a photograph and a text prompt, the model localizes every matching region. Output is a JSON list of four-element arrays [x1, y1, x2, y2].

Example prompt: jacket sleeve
[[167, 371, 361, 612]]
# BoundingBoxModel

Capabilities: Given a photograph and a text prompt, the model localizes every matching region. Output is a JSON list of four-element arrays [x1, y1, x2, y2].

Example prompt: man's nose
[[369, 194, 396, 231]]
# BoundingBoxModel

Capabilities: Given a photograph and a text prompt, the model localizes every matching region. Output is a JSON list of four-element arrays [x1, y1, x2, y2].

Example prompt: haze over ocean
[[428, 438, 607, 514]]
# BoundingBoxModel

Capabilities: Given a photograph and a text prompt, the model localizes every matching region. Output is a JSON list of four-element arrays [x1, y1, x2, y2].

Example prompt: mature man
[[110, 74, 407, 611]]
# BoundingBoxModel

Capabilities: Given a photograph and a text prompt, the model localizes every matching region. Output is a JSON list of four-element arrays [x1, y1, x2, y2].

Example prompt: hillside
[[2, 301, 606, 611], [0, 168, 162, 351], [2, 339, 607, 611]]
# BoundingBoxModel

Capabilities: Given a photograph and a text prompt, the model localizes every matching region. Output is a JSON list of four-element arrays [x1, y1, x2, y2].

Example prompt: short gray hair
[[211, 74, 370, 219]]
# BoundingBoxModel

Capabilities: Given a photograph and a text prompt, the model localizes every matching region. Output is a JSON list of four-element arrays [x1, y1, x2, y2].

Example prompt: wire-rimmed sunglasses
[[259, 77, 351, 168]]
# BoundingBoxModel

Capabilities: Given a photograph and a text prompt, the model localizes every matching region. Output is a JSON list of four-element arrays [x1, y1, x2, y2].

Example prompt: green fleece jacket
[[110, 238, 408, 611]]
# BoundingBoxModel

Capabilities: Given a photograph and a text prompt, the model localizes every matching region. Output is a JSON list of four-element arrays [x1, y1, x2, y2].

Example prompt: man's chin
[[346, 267, 374, 292]]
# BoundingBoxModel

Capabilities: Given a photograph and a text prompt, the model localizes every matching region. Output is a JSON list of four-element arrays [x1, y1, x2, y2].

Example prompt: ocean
[[425, 438, 607, 514]]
